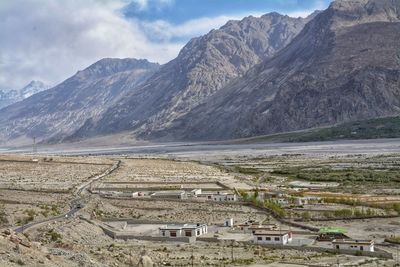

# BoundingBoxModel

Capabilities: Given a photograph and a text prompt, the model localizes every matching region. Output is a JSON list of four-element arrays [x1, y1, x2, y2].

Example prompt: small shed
[[224, 218, 234, 227]]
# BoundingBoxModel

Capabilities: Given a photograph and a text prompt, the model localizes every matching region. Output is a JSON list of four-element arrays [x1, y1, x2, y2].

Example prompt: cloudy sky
[[0, 0, 331, 91]]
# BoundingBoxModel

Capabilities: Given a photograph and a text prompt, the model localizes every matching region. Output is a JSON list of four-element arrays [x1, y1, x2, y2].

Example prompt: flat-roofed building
[[248, 224, 278, 234], [188, 189, 202, 197], [238, 220, 261, 233], [210, 192, 238, 202], [197, 191, 238, 202], [159, 223, 207, 238], [150, 191, 187, 200], [253, 230, 293, 245], [332, 239, 374, 252]]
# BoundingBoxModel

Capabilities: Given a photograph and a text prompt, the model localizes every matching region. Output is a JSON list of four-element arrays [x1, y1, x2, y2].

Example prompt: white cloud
[[138, 7, 316, 43], [0, 0, 323, 91], [284, 10, 315, 18], [127, 0, 174, 11], [0, 0, 182, 90]]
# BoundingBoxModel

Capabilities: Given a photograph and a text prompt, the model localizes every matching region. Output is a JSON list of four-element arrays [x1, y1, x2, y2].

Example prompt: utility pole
[[191, 248, 194, 267], [33, 137, 37, 153], [231, 240, 234, 263]]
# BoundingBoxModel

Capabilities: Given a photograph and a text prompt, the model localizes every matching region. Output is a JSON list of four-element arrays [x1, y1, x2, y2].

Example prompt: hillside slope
[[70, 12, 315, 140], [152, 0, 400, 141], [0, 59, 159, 144]]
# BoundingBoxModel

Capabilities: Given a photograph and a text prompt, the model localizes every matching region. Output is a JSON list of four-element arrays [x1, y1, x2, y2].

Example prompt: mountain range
[[0, 81, 50, 110], [0, 59, 159, 143], [0, 0, 399, 145]]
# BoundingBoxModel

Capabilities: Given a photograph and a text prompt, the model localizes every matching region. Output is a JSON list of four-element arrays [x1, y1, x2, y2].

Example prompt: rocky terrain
[[0, 151, 399, 266], [69, 12, 315, 140], [0, 0, 399, 144], [0, 59, 159, 145], [150, 0, 400, 140], [0, 12, 314, 144]]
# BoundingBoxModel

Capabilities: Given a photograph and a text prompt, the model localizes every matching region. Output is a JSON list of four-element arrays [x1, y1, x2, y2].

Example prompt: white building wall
[[224, 218, 234, 227], [160, 225, 207, 238], [333, 243, 374, 252], [160, 229, 183, 238], [253, 234, 291, 245]]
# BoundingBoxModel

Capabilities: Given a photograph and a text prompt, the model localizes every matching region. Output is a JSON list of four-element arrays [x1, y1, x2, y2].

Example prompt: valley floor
[[0, 139, 399, 266]]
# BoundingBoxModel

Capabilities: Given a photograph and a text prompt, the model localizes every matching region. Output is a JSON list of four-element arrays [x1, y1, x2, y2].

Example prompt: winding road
[[14, 160, 120, 233]]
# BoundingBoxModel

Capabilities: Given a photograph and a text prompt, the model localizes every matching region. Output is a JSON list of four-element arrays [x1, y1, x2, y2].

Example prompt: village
[[0, 154, 399, 266]]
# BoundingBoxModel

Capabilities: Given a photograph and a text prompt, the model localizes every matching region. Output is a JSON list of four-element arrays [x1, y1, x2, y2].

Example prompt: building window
[[197, 230, 200, 235], [162, 231, 165, 236], [265, 237, 271, 241], [170, 232, 177, 237], [360, 246, 364, 251], [257, 237, 262, 241], [336, 245, 339, 249], [185, 231, 192, 237], [274, 237, 280, 241]]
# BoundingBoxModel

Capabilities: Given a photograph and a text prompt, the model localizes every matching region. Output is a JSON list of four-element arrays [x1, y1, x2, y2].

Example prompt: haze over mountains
[[0, 81, 50, 110], [0, 0, 399, 145]]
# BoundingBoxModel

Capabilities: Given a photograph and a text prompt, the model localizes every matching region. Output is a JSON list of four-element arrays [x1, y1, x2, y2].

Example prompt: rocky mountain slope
[[69, 12, 315, 140], [0, 81, 50, 110], [149, 0, 400, 140], [1, 0, 399, 144], [0, 59, 159, 144]]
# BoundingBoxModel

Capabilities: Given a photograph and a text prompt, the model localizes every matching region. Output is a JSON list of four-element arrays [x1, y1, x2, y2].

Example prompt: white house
[[332, 239, 374, 252], [188, 189, 202, 197], [198, 191, 238, 202], [209, 192, 238, 202], [159, 223, 208, 238], [253, 230, 293, 245]]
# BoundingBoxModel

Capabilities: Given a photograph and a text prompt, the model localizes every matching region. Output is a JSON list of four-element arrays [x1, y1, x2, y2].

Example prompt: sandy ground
[[0, 155, 112, 191], [0, 144, 399, 266], [91, 197, 269, 225], [94, 158, 252, 190], [314, 217, 400, 243]]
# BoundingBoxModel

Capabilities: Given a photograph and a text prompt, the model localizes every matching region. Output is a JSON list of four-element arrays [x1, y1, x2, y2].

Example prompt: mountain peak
[[26, 80, 46, 87], [19, 80, 50, 99], [0, 80, 50, 110], [327, 0, 400, 28], [76, 58, 160, 80]]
